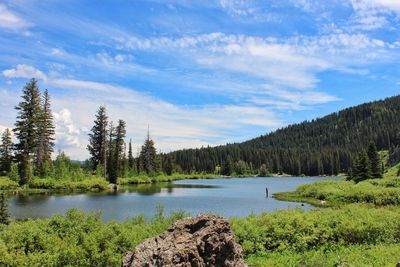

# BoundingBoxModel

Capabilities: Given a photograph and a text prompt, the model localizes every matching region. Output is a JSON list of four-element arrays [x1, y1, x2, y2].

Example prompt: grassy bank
[[118, 173, 221, 185], [275, 164, 400, 207], [0, 204, 399, 266], [0, 176, 109, 194]]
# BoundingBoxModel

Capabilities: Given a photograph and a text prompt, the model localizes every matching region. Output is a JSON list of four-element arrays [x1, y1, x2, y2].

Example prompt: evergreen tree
[[106, 121, 115, 180], [87, 106, 108, 173], [0, 194, 10, 225], [353, 151, 371, 183], [258, 163, 270, 177], [36, 89, 55, 175], [367, 141, 382, 178], [139, 129, 159, 175], [109, 120, 126, 183], [14, 78, 42, 185], [221, 157, 233, 176], [121, 147, 128, 178], [162, 155, 174, 176], [0, 128, 13, 175], [8, 163, 20, 181], [128, 139, 134, 169], [234, 160, 248, 175]]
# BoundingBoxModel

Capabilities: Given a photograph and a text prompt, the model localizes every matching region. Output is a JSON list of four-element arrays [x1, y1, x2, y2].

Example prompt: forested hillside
[[169, 95, 400, 176]]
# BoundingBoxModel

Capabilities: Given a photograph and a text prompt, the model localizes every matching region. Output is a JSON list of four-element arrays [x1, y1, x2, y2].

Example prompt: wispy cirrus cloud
[[115, 31, 391, 103], [347, 0, 400, 30]]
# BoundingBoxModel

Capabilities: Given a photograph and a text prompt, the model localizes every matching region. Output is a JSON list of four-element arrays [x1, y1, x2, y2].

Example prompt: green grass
[[275, 165, 400, 207], [384, 163, 400, 179], [246, 244, 400, 267]]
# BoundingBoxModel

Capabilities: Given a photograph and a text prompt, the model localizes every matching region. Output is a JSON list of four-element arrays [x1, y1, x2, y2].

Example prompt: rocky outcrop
[[122, 214, 246, 267]]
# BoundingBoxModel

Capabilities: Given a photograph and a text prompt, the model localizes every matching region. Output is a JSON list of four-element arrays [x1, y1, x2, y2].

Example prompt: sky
[[0, 0, 399, 160]]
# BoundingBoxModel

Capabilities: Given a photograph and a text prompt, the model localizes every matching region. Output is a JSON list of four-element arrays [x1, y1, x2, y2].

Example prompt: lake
[[8, 176, 336, 221]]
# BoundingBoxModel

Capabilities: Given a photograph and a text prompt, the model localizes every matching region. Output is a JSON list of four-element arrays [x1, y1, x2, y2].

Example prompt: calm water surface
[[8, 176, 337, 221]]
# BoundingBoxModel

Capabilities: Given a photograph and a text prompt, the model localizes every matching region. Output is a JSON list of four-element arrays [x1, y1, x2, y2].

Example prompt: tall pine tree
[[108, 120, 126, 183], [14, 78, 42, 184], [367, 141, 382, 178], [36, 89, 55, 175], [162, 155, 174, 175], [128, 139, 135, 173], [87, 106, 108, 174], [139, 128, 159, 175], [353, 151, 371, 183], [0, 128, 13, 175]]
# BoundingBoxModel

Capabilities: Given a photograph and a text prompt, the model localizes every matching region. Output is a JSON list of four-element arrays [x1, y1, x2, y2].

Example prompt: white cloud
[[218, 0, 279, 21], [0, 4, 30, 29], [46, 78, 282, 159], [2, 64, 47, 80], [119, 32, 390, 92], [348, 0, 400, 30], [53, 108, 81, 148], [50, 48, 64, 56], [363, 0, 400, 12], [219, 0, 258, 16]]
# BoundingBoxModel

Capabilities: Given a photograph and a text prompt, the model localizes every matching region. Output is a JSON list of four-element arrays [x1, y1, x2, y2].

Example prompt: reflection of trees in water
[[10, 183, 221, 202], [13, 191, 88, 204], [15, 193, 51, 204], [120, 183, 220, 196]]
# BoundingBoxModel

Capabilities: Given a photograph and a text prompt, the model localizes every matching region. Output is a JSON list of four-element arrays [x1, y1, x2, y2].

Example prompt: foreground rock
[[122, 214, 246, 267]]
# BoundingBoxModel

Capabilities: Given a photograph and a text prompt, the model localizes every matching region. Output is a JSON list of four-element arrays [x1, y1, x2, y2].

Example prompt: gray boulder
[[122, 214, 246, 267]]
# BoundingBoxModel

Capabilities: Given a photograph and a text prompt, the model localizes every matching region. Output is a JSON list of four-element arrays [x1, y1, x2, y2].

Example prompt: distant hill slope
[[169, 95, 400, 176]]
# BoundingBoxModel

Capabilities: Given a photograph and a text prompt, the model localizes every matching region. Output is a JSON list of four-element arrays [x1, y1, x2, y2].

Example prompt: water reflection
[[118, 183, 220, 195]]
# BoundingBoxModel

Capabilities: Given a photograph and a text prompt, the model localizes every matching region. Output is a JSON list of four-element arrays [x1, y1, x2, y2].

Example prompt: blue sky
[[0, 0, 399, 159]]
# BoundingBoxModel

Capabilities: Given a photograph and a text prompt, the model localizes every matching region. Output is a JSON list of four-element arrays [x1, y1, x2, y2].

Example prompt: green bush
[[0, 177, 18, 190], [231, 204, 400, 256], [0, 205, 399, 266], [28, 177, 109, 191], [0, 209, 187, 266]]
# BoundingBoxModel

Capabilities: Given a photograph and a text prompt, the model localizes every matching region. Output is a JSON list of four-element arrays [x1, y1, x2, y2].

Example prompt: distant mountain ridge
[[169, 95, 400, 176]]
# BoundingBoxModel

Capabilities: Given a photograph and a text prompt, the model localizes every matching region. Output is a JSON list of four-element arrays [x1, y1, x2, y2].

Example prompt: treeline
[[86, 106, 173, 183], [0, 78, 175, 186], [169, 95, 400, 176]]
